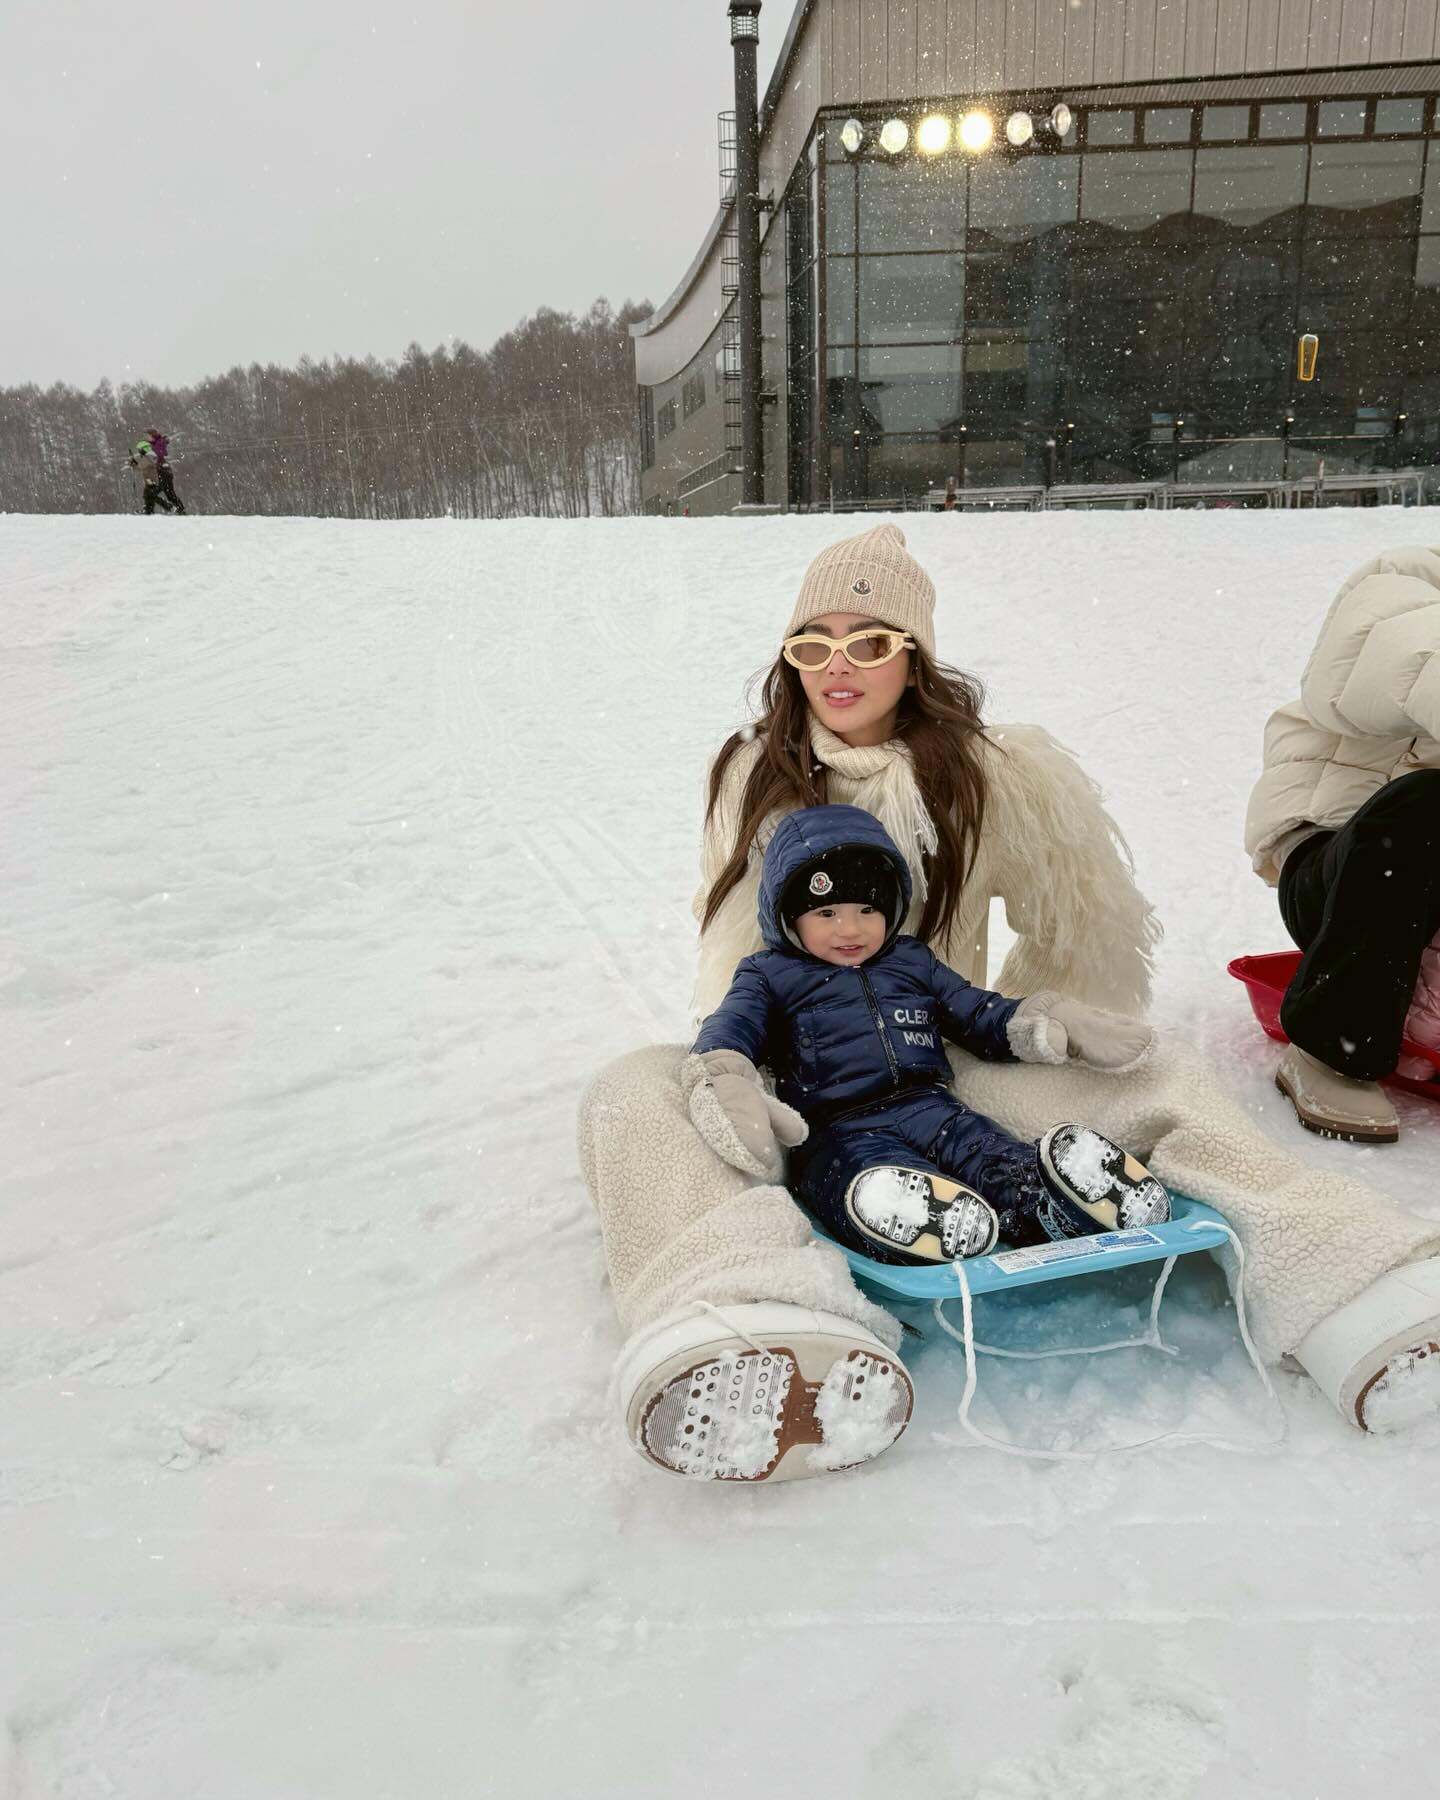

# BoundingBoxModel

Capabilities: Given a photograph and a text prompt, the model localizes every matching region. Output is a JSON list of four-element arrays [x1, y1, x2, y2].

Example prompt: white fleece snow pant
[[577, 1039, 1440, 1366], [577, 1045, 904, 1353]]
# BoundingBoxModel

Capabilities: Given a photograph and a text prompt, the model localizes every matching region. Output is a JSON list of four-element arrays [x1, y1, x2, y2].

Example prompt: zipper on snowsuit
[[858, 968, 901, 1086]]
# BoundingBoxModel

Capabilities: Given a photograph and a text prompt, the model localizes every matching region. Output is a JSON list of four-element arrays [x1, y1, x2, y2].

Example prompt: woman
[[580, 526, 1440, 1481]]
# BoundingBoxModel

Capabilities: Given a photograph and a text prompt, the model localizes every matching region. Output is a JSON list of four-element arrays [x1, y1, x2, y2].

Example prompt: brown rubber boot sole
[[639, 1344, 913, 1482], [1274, 1069, 1399, 1145]]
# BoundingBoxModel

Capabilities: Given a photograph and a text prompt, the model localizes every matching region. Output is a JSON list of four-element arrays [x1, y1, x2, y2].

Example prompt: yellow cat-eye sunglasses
[[781, 628, 915, 671]]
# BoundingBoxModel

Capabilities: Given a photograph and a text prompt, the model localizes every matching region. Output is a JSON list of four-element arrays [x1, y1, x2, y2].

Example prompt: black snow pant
[[142, 482, 168, 515], [1278, 768, 1440, 1080], [157, 465, 185, 513], [788, 1084, 1053, 1261]]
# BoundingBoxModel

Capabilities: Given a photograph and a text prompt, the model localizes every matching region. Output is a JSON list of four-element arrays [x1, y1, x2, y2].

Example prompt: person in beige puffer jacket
[[1245, 543, 1440, 1142], [579, 525, 1440, 1480]]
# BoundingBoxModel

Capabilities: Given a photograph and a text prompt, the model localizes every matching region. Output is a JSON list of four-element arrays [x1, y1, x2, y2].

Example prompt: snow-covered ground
[[3, 509, 1439, 1797]]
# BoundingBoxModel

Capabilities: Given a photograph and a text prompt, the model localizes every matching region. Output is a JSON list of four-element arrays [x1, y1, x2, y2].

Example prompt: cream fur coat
[[693, 717, 1160, 1020]]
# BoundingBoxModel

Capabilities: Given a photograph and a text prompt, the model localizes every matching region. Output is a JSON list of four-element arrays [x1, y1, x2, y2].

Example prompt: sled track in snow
[[437, 534, 685, 1037]]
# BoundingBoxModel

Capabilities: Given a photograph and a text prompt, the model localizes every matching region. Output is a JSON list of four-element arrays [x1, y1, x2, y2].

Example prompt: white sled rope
[[935, 1220, 1289, 1461]]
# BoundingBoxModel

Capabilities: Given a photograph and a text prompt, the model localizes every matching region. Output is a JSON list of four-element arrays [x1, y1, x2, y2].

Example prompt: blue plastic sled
[[819, 1198, 1283, 1458], [824, 1194, 1231, 1306]]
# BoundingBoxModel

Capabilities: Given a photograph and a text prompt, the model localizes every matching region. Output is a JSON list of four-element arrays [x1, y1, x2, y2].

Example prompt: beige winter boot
[[1296, 1257, 1440, 1430], [1274, 1044, 1399, 1145]]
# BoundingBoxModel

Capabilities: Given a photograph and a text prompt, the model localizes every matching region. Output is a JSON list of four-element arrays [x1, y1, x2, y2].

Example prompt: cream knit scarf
[[691, 719, 941, 1022], [808, 719, 940, 910]]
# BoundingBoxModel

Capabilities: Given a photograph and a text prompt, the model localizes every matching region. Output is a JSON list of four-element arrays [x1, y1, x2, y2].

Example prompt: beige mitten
[[679, 1050, 809, 1181], [1008, 991, 1154, 1073]]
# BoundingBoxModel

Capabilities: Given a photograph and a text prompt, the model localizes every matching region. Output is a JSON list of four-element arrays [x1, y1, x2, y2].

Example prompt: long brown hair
[[700, 646, 993, 948]]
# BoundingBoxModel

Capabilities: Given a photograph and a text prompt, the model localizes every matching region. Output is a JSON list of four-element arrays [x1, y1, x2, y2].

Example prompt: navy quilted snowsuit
[[692, 804, 1053, 1256]]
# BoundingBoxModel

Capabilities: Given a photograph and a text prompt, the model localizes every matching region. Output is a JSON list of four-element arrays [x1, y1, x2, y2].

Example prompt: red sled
[[1228, 950, 1440, 1101]]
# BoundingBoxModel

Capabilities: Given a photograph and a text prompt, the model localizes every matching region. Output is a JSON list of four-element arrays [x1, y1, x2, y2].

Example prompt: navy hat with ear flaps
[[758, 804, 912, 954]]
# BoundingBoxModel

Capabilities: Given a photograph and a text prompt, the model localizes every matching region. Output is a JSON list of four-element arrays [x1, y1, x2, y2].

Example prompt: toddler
[[686, 804, 1172, 1263]]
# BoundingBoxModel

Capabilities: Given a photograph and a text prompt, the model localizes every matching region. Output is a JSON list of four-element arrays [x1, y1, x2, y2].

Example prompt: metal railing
[[1288, 470, 1428, 508], [1040, 480, 1171, 511], [821, 493, 936, 514], [942, 485, 1048, 512], [836, 467, 1440, 514], [1167, 479, 1292, 509]]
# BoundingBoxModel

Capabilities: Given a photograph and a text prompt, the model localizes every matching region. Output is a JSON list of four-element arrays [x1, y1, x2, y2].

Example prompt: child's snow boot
[[845, 1165, 1000, 1263], [1036, 1123, 1172, 1239], [616, 1302, 914, 1482]]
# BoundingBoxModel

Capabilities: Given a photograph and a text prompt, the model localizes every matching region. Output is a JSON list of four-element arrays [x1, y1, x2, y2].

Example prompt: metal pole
[[729, 1, 764, 506]]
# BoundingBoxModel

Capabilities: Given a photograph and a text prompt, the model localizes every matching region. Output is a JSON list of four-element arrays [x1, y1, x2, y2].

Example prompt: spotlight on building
[[878, 117, 910, 154], [958, 109, 994, 153], [916, 113, 952, 154], [1049, 102, 1074, 137], [839, 117, 864, 154], [1004, 110, 1034, 147]]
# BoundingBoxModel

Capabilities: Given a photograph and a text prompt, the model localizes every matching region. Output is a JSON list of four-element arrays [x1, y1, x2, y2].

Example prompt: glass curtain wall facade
[[808, 96, 1440, 501]]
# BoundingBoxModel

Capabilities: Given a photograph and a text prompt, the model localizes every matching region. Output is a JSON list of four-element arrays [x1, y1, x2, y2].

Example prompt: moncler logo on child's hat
[[784, 523, 937, 657], [808, 870, 834, 896]]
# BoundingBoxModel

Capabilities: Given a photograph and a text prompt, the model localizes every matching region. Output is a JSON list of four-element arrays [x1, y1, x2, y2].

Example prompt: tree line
[[0, 297, 651, 519]]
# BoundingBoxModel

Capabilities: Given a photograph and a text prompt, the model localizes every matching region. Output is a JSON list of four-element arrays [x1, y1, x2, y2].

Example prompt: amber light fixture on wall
[[1297, 333, 1320, 381]]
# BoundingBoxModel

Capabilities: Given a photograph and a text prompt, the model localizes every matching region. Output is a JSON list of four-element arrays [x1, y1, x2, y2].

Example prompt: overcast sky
[[0, 0, 786, 390]]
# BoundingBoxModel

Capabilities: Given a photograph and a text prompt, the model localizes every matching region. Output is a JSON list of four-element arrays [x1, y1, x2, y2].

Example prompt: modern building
[[634, 1, 1440, 514]]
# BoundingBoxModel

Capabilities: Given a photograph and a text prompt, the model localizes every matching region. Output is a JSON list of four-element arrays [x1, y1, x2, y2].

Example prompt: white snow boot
[[846, 1165, 1000, 1263], [616, 1302, 914, 1482], [1295, 1257, 1440, 1431], [1037, 1123, 1172, 1239]]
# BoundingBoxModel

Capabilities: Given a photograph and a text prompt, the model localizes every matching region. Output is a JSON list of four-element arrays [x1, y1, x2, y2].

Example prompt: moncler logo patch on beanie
[[785, 523, 937, 658], [780, 846, 904, 933]]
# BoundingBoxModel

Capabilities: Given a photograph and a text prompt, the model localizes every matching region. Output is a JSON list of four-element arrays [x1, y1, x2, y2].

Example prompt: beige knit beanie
[[784, 523, 937, 657]]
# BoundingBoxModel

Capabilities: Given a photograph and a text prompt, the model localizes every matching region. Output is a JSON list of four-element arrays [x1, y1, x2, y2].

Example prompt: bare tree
[[0, 298, 651, 520]]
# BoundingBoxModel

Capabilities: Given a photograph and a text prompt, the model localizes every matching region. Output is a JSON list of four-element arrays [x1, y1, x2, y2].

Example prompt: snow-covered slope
[[3, 510, 1438, 1797]]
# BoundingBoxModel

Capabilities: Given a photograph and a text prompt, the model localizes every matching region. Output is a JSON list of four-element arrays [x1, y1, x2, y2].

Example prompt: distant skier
[[143, 428, 186, 514], [128, 440, 173, 515]]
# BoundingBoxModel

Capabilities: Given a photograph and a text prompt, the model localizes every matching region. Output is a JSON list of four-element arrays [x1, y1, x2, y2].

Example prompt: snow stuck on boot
[[808, 1351, 911, 1473], [848, 1166, 999, 1259], [1043, 1125, 1172, 1233], [641, 1351, 795, 1480], [851, 1166, 932, 1233], [1057, 1127, 1117, 1204]]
